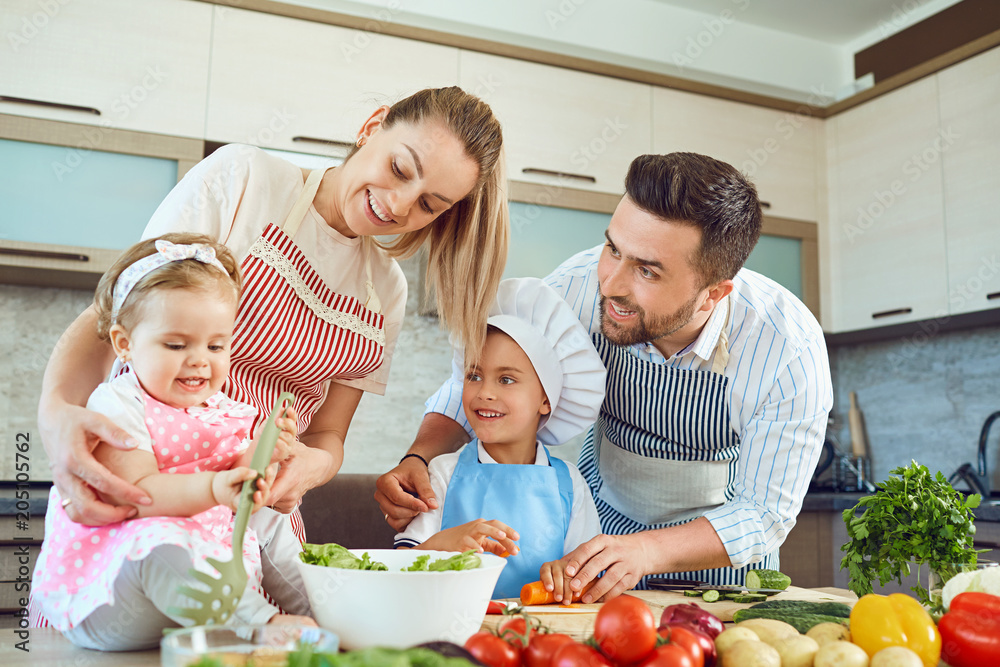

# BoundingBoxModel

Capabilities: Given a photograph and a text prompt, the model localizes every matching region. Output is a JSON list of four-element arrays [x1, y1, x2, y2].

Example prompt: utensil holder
[[836, 455, 871, 492]]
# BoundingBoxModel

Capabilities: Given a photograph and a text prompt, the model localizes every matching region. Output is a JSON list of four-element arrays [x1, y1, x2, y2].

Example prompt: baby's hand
[[421, 519, 520, 557], [211, 464, 278, 513]]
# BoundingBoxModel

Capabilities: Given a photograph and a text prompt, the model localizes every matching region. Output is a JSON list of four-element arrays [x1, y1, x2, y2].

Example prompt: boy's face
[[462, 330, 551, 448]]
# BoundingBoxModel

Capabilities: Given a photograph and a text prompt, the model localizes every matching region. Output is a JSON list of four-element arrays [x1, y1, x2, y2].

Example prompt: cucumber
[[683, 589, 703, 597], [745, 568, 791, 591], [747, 600, 852, 618], [701, 589, 721, 602], [732, 608, 849, 633], [729, 593, 768, 604]]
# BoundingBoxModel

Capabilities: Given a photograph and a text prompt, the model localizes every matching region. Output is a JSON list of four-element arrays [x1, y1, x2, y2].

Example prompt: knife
[[646, 577, 786, 594]]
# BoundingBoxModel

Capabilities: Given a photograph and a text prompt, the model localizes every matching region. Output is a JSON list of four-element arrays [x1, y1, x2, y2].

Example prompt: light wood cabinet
[[653, 88, 821, 222], [0, 0, 212, 139], [459, 51, 652, 195], [937, 47, 1000, 316], [206, 7, 459, 157], [826, 77, 949, 332]]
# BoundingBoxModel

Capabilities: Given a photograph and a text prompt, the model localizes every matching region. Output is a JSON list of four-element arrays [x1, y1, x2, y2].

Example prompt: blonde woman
[[38, 87, 509, 537]]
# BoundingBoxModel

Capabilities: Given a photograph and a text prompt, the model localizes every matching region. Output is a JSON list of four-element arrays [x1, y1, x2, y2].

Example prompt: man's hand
[[374, 457, 438, 532], [419, 519, 520, 556], [559, 533, 652, 602], [43, 403, 152, 526]]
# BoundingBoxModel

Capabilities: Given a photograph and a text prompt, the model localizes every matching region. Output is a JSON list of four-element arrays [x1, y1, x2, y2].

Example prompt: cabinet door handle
[[0, 247, 90, 262], [987, 291, 1000, 301], [521, 167, 597, 184], [0, 95, 101, 116], [872, 307, 913, 319], [292, 136, 354, 151], [760, 201, 772, 209]]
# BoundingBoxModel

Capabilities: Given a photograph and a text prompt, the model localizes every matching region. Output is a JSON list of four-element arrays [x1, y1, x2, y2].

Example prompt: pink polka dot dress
[[33, 377, 265, 631]]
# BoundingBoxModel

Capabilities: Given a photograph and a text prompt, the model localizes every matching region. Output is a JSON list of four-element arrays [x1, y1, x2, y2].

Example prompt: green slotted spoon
[[168, 392, 295, 626]]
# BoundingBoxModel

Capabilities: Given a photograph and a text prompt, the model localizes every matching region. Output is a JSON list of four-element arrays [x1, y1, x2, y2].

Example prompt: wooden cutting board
[[480, 586, 856, 640]]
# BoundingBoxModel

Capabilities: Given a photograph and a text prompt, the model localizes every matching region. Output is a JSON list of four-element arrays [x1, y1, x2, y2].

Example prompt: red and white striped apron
[[31, 168, 386, 627], [227, 167, 386, 541]]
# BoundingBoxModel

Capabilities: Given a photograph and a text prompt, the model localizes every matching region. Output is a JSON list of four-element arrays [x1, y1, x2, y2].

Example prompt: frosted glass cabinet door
[[0, 139, 178, 250], [745, 235, 803, 300], [503, 203, 611, 280]]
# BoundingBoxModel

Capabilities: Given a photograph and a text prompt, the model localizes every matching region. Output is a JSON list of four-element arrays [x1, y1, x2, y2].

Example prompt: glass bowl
[[161, 624, 339, 666]]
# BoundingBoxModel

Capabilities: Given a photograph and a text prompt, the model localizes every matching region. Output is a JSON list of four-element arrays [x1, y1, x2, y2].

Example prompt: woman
[[38, 86, 509, 532]]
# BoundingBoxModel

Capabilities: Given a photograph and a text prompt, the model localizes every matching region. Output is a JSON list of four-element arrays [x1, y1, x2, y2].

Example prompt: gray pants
[[64, 508, 311, 651]]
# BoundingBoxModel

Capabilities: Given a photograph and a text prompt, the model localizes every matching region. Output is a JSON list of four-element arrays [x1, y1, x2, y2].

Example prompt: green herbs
[[299, 544, 481, 572], [840, 460, 981, 607], [299, 543, 388, 570]]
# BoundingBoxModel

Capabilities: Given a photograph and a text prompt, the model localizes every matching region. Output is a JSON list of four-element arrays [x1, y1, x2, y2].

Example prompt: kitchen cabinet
[[206, 7, 459, 157], [826, 77, 949, 332], [937, 46, 1000, 316], [459, 51, 652, 195], [652, 88, 821, 222], [0, 0, 212, 139]]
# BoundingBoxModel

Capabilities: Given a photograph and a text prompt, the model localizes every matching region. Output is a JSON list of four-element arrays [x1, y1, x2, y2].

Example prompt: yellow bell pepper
[[849, 593, 941, 667]]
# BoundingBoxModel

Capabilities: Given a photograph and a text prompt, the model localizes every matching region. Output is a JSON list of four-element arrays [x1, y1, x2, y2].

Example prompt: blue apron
[[577, 302, 779, 587], [441, 441, 574, 599]]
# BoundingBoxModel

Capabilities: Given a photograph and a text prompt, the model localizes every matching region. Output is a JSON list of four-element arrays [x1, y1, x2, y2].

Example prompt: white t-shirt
[[141, 143, 407, 395], [394, 441, 601, 554]]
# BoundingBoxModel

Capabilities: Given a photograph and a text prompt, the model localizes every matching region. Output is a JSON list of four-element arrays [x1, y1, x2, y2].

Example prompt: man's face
[[596, 197, 709, 349]]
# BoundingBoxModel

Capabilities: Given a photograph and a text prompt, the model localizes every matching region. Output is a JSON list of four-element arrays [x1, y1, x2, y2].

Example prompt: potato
[[736, 617, 800, 645], [870, 646, 923, 667], [720, 639, 781, 667], [806, 622, 852, 646], [773, 634, 820, 667], [814, 640, 869, 667], [715, 626, 761, 654]]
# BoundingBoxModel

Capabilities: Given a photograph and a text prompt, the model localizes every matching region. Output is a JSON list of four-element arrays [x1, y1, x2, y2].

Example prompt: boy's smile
[[462, 329, 551, 464]]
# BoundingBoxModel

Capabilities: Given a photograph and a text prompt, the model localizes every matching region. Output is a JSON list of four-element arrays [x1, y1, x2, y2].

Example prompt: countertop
[[803, 491, 1000, 522]]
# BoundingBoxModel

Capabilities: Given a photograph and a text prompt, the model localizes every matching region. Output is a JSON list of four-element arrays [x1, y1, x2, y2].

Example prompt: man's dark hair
[[624, 153, 762, 286]]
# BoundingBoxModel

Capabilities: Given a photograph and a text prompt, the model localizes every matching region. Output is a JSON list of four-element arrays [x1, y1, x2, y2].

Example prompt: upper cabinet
[[652, 89, 820, 222], [0, 0, 212, 139], [937, 47, 1000, 316], [459, 52, 652, 195], [206, 7, 459, 157], [826, 77, 949, 332]]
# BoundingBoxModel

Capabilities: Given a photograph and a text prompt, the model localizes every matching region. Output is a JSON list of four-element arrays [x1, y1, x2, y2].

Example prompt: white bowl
[[296, 548, 505, 649]]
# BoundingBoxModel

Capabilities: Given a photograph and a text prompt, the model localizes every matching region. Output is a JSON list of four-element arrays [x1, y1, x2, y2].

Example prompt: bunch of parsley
[[840, 460, 982, 607]]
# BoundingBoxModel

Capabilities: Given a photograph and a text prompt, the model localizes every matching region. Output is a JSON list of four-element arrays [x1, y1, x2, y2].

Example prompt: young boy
[[394, 278, 606, 598]]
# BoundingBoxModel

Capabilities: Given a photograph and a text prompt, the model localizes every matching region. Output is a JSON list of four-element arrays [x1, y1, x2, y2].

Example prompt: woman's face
[[332, 110, 481, 238]]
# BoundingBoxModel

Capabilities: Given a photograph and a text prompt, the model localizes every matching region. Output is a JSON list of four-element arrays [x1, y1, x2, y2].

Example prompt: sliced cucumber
[[730, 593, 768, 603], [683, 589, 703, 597], [746, 568, 791, 591], [701, 589, 721, 602]]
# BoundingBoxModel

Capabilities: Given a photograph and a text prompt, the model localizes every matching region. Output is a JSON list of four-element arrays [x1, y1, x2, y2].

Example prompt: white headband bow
[[111, 240, 229, 322]]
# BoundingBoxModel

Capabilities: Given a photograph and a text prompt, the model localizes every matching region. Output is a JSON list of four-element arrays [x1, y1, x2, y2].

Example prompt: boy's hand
[[420, 519, 520, 556], [539, 558, 577, 603]]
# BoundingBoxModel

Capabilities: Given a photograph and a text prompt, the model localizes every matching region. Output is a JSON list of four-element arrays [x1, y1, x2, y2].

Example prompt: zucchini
[[732, 608, 849, 633], [747, 600, 852, 618], [746, 568, 791, 591], [701, 589, 721, 602]]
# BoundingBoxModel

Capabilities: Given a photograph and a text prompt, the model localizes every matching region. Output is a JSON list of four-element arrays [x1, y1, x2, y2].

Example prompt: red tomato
[[593, 595, 658, 665], [658, 623, 712, 667], [523, 633, 576, 667], [465, 631, 522, 667], [551, 641, 614, 667], [498, 615, 538, 648], [636, 644, 696, 667]]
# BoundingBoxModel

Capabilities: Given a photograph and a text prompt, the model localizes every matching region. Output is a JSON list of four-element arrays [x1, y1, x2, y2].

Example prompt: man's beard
[[599, 292, 701, 347]]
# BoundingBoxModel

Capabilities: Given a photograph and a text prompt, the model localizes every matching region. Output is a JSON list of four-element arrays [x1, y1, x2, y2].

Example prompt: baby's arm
[[94, 444, 275, 517]]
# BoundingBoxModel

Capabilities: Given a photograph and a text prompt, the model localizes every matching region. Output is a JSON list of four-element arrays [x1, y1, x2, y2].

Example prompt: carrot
[[520, 578, 598, 606]]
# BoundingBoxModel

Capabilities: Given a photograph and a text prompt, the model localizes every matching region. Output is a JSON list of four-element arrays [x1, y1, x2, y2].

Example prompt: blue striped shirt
[[426, 244, 833, 569]]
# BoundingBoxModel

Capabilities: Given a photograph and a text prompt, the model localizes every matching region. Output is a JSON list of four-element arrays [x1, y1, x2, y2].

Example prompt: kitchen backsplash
[[828, 324, 1000, 495]]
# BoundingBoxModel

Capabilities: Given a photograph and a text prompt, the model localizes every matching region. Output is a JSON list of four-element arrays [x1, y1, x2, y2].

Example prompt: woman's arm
[[39, 305, 151, 525], [265, 382, 362, 512]]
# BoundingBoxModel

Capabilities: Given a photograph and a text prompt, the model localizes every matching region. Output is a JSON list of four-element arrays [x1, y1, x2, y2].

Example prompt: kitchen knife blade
[[646, 578, 785, 594]]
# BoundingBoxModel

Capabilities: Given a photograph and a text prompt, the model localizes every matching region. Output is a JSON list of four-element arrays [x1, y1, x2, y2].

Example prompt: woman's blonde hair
[[347, 86, 509, 353], [94, 232, 242, 340]]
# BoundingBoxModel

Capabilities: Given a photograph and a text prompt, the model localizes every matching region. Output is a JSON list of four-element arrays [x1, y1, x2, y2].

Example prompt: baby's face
[[462, 330, 550, 447], [115, 287, 236, 408]]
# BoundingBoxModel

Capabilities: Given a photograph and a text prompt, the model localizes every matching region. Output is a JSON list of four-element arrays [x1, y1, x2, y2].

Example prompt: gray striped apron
[[577, 313, 779, 587]]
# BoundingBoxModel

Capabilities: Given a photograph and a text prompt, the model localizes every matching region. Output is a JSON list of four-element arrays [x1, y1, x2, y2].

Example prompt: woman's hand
[[42, 402, 152, 526], [420, 519, 520, 556], [212, 463, 279, 513], [266, 442, 335, 513], [374, 457, 438, 532]]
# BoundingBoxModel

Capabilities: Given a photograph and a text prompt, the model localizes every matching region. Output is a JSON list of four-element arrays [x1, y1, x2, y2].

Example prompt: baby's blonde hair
[[94, 232, 242, 340]]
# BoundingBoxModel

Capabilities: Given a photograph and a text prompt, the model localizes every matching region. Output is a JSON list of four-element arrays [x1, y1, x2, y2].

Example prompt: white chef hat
[[480, 277, 606, 446]]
